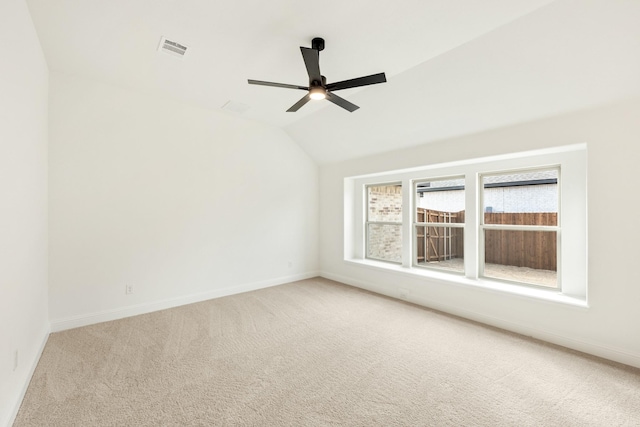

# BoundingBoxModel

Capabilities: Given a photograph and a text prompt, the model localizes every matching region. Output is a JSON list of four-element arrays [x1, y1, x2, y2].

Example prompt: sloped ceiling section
[[27, 0, 640, 164], [285, 0, 640, 163]]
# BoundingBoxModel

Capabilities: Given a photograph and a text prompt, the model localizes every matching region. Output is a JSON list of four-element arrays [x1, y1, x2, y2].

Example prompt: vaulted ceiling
[[26, 0, 640, 164]]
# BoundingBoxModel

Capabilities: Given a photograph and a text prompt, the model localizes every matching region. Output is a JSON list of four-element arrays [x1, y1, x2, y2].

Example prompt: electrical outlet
[[126, 285, 134, 295], [13, 350, 18, 371]]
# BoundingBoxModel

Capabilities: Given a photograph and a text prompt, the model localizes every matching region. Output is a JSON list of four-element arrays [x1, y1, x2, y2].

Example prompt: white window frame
[[413, 176, 466, 274], [345, 144, 587, 304], [479, 167, 561, 290], [365, 182, 403, 264]]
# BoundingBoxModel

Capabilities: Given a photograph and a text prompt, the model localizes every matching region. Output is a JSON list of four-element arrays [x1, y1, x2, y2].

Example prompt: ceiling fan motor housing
[[311, 76, 327, 87]]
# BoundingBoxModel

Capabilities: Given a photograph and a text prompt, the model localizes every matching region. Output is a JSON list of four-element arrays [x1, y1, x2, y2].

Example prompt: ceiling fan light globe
[[309, 87, 326, 100]]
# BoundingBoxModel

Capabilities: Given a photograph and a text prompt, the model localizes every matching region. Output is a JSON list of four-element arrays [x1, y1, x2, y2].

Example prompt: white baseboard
[[321, 271, 640, 370], [51, 271, 320, 333], [5, 328, 50, 427]]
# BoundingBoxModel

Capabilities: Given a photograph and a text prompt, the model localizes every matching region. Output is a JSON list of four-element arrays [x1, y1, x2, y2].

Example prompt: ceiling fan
[[248, 37, 387, 112]]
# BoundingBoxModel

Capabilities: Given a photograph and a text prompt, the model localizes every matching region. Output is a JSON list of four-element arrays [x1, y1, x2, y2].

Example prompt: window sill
[[344, 258, 588, 308]]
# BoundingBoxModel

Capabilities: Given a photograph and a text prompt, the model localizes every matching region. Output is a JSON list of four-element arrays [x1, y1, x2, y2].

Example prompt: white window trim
[[345, 144, 587, 306]]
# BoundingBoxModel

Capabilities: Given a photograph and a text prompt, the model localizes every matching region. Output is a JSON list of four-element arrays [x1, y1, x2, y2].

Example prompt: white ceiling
[[26, 0, 640, 164]]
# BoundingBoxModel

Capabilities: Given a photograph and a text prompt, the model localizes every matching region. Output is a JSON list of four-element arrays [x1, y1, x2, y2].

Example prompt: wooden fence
[[416, 210, 557, 271], [484, 212, 557, 271], [416, 209, 464, 263]]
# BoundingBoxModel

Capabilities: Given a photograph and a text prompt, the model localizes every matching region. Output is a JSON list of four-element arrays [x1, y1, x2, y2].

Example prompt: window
[[346, 144, 587, 302], [480, 169, 559, 288], [414, 177, 465, 273], [366, 184, 402, 263]]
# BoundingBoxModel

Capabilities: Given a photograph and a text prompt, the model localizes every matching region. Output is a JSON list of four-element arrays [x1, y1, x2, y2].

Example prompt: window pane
[[483, 229, 557, 288], [482, 169, 558, 225], [416, 178, 465, 215], [368, 184, 402, 222], [415, 225, 464, 272], [367, 223, 402, 263]]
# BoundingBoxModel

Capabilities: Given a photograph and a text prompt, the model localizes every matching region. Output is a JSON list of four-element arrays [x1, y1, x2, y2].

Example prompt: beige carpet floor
[[15, 278, 640, 426]]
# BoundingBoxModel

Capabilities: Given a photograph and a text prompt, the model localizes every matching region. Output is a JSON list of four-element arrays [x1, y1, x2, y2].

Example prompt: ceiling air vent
[[222, 101, 251, 115], [158, 36, 188, 58]]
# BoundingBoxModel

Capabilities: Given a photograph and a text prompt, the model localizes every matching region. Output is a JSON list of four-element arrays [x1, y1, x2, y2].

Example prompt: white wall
[[320, 98, 640, 368], [0, 0, 49, 425], [48, 72, 319, 329]]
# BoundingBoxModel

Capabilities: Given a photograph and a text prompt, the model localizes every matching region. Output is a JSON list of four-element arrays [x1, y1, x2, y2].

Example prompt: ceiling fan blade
[[326, 72, 387, 92], [300, 47, 322, 83], [326, 91, 359, 112], [287, 94, 312, 112], [248, 79, 308, 90]]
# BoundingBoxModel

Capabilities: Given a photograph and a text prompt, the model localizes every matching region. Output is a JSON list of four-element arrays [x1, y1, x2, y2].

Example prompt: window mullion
[[414, 222, 465, 228], [401, 179, 412, 268], [465, 173, 479, 279], [482, 224, 559, 232]]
